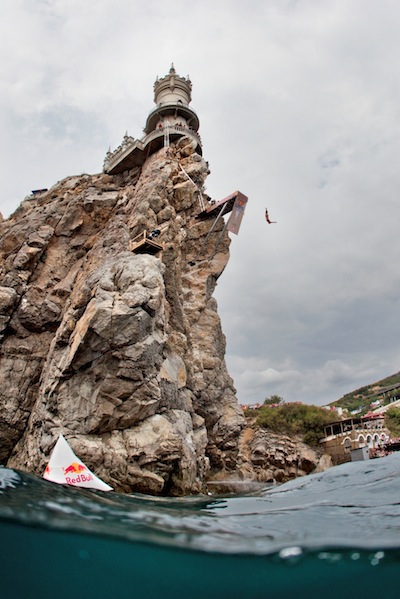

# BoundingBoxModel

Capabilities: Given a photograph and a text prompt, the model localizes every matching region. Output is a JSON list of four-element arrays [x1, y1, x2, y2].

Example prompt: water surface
[[1, 453, 400, 598]]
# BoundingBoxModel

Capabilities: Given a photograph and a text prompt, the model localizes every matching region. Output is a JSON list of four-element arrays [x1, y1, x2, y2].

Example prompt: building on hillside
[[372, 396, 400, 414], [323, 405, 344, 417], [365, 383, 400, 411], [319, 413, 390, 465], [376, 382, 400, 403], [241, 403, 262, 410]]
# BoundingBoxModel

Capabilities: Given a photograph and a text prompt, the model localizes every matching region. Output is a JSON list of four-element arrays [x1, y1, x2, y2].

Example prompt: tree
[[256, 402, 337, 446], [263, 395, 283, 406]]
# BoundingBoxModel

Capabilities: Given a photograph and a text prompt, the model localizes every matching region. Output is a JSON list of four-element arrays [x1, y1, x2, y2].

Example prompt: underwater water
[[1, 453, 400, 599]]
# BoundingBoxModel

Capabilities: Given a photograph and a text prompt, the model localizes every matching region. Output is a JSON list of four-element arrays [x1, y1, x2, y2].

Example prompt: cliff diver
[[265, 208, 277, 224]]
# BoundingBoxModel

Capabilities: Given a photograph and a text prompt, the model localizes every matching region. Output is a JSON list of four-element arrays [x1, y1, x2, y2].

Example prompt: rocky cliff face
[[0, 136, 330, 494], [236, 425, 331, 485], [0, 137, 245, 494]]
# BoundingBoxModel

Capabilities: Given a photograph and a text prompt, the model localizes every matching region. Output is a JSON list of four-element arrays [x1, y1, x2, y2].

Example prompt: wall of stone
[[0, 138, 244, 494]]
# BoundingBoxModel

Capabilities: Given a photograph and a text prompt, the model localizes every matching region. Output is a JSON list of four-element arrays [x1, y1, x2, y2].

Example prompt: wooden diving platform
[[129, 230, 164, 256], [196, 191, 248, 220]]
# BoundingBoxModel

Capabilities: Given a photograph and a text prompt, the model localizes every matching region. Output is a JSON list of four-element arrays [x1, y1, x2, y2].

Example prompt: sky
[[1, 0, 399, 406]]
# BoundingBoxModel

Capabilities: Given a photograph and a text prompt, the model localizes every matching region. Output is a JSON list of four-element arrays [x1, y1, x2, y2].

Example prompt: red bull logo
[[63, 462, 86, 475], [63, 462, 93, 485]]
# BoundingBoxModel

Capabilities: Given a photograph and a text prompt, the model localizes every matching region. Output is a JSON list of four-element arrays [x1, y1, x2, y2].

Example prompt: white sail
[[43, 434, 113, 492]]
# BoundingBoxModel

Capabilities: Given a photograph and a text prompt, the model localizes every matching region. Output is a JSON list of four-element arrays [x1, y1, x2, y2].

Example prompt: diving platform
[[129, 230, 164, 256], [196, 191, 248, 220]]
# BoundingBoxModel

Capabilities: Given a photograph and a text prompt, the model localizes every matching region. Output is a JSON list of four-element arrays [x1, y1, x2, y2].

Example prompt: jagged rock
[[0, 286, 18, 338], [1, 141, 246, 494], [232, 425, 330, 485]]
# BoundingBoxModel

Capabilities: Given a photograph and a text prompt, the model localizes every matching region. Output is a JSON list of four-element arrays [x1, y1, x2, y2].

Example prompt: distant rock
[[208, 422, 331, 487]]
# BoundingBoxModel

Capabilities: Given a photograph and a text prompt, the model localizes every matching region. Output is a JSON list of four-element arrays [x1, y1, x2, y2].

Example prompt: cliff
[[0, 135, 249, 494], [0, 126, 330, 495]]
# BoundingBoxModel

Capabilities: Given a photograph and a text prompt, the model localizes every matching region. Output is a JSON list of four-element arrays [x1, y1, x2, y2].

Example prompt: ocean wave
[[1, 452, 400, 555]]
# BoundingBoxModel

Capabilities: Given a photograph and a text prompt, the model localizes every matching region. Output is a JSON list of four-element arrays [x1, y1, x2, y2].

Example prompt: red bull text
[[65, 472, 94, 485]]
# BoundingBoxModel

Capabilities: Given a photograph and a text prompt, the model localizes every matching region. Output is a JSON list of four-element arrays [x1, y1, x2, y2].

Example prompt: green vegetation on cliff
[[255, 403, 337, 446], [243, 371, 400, 450]]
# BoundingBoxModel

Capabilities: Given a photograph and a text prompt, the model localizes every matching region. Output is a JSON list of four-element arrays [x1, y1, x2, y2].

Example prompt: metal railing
[[103, 125, 202, 172]]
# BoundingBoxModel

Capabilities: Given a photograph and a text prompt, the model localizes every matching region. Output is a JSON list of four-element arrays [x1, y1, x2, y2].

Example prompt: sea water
[[1, 453, 400, 599]]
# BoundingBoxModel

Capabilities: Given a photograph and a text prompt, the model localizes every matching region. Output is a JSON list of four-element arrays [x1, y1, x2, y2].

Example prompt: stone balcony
[[103, 125, 202, 175]]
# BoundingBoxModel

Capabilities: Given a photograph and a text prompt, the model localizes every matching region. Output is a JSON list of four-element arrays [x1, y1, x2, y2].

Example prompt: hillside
[[329, 371, 400, 415]]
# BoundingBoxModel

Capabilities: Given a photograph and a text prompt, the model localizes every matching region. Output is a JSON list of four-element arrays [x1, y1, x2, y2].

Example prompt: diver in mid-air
[[265, 208, 277, 224]]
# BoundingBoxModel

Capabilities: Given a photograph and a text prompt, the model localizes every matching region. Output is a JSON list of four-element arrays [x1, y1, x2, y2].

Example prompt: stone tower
[[104, 65, 202, 175]]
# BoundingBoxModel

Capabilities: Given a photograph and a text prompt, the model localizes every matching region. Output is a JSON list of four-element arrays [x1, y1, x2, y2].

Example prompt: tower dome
[[144, 65, 200, 134], [154, 64, 192, 106]]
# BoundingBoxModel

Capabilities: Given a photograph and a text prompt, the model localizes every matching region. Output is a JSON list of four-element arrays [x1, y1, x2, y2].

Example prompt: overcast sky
[[1, 0, 399, 406]]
